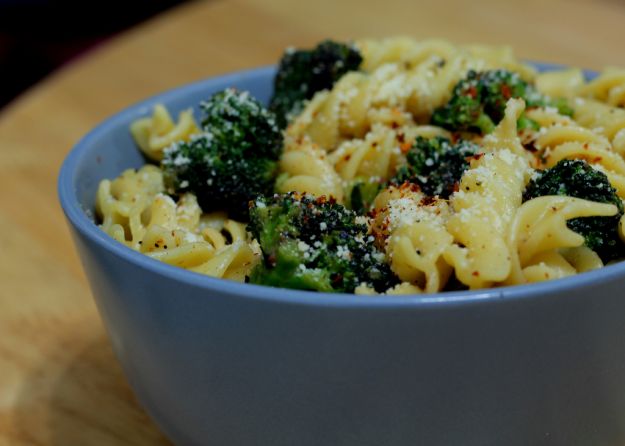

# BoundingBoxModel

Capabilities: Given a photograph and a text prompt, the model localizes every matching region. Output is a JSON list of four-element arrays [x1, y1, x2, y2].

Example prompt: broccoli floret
[[431, 85, 496, 135], [431, 69, 573, 134], [200, 89, 282, 159], [516, 114, 541, 132], [162, 88, 282, 218], [248, 193, 398, 292], [523, 159, 624, 262], [345, 178, 384, 215], [270, 40, 363, 128], [392, 136, 480, 198]]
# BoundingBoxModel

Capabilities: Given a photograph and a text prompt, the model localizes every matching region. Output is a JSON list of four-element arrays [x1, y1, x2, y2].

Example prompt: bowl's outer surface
[[59, 65, 625, 446]]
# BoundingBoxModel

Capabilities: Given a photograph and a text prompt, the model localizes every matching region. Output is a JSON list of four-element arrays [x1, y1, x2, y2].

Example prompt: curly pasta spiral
[[443, 150, 533, 289], [96, 165, 165, 247], [534, 68, 585, 98], [96, 166, 260, 281], [505, 196, 617, 284], [130, 104, 200, 161], [370, 185, 453, 293], [571, 98, 625, 158], [278, 137, 345, 202], [581, 68, 625, 107]]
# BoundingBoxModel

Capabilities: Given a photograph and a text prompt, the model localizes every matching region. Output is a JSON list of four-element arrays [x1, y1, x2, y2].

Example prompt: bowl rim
[[58, 62, 625, 309]]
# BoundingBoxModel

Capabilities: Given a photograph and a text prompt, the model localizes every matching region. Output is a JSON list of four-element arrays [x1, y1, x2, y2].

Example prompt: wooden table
[[1, 0, 625, 443]]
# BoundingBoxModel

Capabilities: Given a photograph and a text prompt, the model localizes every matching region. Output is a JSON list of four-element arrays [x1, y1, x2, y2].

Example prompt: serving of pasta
[[95, 37, 625, 295]]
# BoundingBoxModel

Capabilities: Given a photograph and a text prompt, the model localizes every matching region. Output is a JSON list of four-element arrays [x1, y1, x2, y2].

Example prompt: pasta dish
[[95, 37, 625, 294]]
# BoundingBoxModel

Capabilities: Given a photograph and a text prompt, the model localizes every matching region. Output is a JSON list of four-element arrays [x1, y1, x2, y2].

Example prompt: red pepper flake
[[400, 142, 412, 153], [472, 271, 480, 277], [399, 181, 421, 193], [525, 142, 538, 153], [419, 196, 438, 206], [465, 153, 485, 162], [501, 84, 512, 99]]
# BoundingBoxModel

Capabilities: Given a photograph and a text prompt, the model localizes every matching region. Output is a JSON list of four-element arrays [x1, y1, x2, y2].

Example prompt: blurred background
[[3, 0, 625, 113], [0, 0, 191, 109]]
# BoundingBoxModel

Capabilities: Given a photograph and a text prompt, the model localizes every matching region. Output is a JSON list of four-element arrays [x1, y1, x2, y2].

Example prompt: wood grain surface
[[1, 0, 625, 444]]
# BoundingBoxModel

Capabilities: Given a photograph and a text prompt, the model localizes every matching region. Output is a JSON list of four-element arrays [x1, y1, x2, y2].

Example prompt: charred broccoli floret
[[270, 40, 363, 128], [247, 193, 398, 292], [431, 69, 573, 134], [162, 88, 282, 218], [391, 136, 480, 198], [523, 159, 624, 262]]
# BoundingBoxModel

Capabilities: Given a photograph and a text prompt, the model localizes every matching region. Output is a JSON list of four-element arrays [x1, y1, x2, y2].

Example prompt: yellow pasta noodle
[[506, 196, 617, 285], [535, 68, 585, 98], [370, 184, 453, 292], [278, 137, 345, 202], [443, 149, 532, 289], [130, 104, 200, 161], [581, 68, 625, 107], [571, 98, 625, 158], [96, 166, 260, 281]]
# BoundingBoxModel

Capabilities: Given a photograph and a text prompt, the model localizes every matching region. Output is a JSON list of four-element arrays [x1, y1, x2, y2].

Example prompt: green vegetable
[[345, 178, 384, 215], [392, 136, 480, 198], [431, 69, 573, 134], [200, 88, 282, 159], [162, 88, 282, 218], [523, 159, 624, 262], [248, 193, 398, 292], [270, 40, 363, 128]]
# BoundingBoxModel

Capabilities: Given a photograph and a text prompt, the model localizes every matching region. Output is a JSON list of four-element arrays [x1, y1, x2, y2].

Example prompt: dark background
[[0, 0, 190, 110]]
